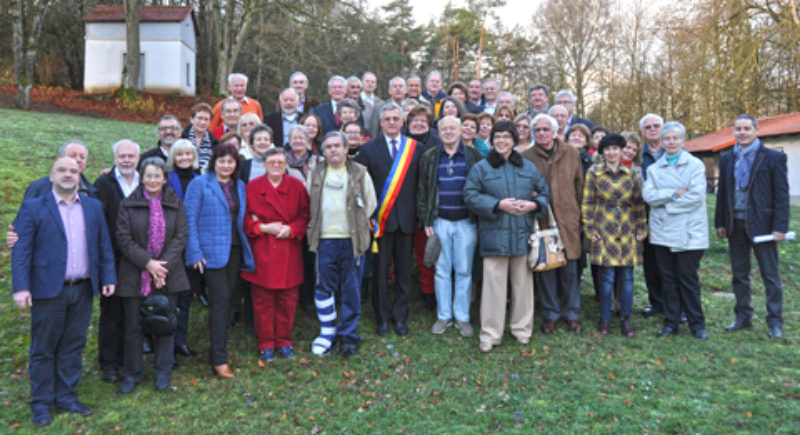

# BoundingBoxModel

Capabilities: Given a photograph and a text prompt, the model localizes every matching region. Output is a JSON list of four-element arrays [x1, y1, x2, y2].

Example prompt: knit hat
[[597, 133, 626, 154]]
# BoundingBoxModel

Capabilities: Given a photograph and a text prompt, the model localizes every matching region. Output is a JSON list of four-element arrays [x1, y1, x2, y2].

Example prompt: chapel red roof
[[83, 5, 193, 23], [685, 112, 800, 153]]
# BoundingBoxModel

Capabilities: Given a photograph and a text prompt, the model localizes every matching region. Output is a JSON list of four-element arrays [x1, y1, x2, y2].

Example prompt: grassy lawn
[[1, 107, 799, 432]]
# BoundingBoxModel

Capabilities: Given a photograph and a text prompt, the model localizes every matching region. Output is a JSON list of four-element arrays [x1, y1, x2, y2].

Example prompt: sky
[[364, 0, 539, 31]]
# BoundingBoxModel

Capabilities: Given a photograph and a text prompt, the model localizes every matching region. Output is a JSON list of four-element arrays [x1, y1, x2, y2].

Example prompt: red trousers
[[251, 285, 299, 350], [413, 228, 435, 295]]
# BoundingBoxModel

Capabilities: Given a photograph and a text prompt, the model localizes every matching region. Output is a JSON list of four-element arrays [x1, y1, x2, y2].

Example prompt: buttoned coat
[[582, 163, 647, 266], [12, 193, 116, 299], [714, 144, 789, 238], [643, 151, 709, 252], [183, 172, 255, 271], [115, 185, 189, 296], [522, 141, 584, 259], [241, 174, 310, 290]]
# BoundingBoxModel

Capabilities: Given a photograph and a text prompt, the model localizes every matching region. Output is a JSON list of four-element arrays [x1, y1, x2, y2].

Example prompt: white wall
[[84, 19, 195, 95], [766, 135, 800, 205]]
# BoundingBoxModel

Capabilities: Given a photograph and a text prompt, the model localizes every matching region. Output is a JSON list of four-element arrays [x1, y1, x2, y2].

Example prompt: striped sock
[[312, 291, 337, 356]]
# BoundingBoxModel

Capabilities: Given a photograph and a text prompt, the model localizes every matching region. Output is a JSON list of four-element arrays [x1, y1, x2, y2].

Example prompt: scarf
[[288, 150, 311, 177], [219, 180, 236, 216], [665, 149, 682, 167], [733, 139, 761, 190], [141, 191, 165, 296]]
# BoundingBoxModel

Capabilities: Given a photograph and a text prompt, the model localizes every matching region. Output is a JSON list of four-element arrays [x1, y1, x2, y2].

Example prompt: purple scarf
[[141, 191, 165, 296]]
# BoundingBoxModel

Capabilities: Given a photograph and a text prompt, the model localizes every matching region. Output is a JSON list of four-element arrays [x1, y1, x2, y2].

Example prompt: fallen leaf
[[746, 412, 753, 418], [654, 360, 662, 366], [731, 358, 738, 364], [9, 423, 20, 429], [298, 358, 310, 367], [624, 399, 631, 406], [258, 359, 266, 368], [608, 373, 615, 380]]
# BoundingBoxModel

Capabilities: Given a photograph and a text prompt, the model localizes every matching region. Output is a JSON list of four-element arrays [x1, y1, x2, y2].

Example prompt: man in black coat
[[715, 114, 790, 339], [264, 88, 300, 148], [138, 115, 181, 168], [355, 102, 423, 336], [93, 140, 141, 382]]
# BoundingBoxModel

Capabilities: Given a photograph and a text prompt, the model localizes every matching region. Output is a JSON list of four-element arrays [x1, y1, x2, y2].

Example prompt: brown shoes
[[567, 320, 584, 334], [212, 364, 235, 379], [620, 317, 635, 338], [541, 320, 557, 334], [597, 319, 611, 335]]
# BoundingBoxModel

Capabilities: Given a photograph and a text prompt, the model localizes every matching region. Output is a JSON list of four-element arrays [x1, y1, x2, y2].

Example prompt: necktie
[[391, 139, 398, 159]]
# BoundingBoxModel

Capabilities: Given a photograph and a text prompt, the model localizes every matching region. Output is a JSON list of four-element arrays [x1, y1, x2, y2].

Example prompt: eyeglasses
[[643, 124, 661, 130], [533, 127, 552, 133], [266, 161, 286, 167], [158, 126, 179, 131]]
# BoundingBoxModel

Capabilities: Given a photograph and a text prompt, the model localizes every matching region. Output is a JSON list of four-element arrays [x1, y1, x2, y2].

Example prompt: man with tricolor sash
[[355, 102, 423, 336]]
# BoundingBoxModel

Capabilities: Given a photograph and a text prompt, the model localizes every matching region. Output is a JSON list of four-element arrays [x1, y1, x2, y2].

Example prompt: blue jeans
[[315, 239, 362, 341], [598, 266, 633, 320], [433, 218, 477, 322]]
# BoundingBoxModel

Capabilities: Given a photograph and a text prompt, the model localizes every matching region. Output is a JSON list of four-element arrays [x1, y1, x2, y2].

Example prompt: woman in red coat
[[241, 147, 310, 363]]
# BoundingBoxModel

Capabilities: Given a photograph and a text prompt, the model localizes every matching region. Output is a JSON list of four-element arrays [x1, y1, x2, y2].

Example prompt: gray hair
[[138, 156, 167, 178], [379, 101, 403, 118], [401, 98, 420, 109], [482, 77, 499, 89], [227, 73, 248, 86], [735, 113, 758, 129], [279, 88, 299, 100], [166, 139, 198, 171], [388, 76, 405, 89], [220, 99, 242, 113], [406, 73, 421, 81], [362, 71, 377, 81], [321, 131, 349, 149], [549, 105, 568, 116], [639, 113, 664, 130], [289, 71, 308, 85], [660, 121, 686, 140], [111, 139, 141, 156], [426, 70, 442, 83], [263, 147, 288, 161], [58, 139, 88, 157], [555, 89, 576, 103], [158, 114, 181, 130], [531, 113, 559, 132], [497, 91, 516, 103], [437, 115, 462, 131], [346, 76, 362, 86], [327, 75, 346, 88], [287, 125, 310, 141], [336, 98, 361, 118]]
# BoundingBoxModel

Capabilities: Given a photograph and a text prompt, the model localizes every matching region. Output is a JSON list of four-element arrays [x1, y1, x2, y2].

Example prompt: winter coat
[[417, 142, 483, 227], [464, 149, 550, 257], [115, 185, 189, 296], [582, 163, 647, 266], [643, 150, 709, 252], [522, 141, 584, 260]]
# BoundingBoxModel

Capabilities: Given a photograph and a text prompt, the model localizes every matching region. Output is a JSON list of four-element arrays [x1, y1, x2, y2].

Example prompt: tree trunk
[[11, 0, 51, 109], [122, 0, 141, 89]]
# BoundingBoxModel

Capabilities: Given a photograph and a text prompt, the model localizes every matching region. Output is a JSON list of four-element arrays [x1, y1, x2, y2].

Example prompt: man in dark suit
[[92, 140, 140, 383], [466, 78, 484, 114], [312, 75, 347, 134], [715, 114, 790, 339], [355, 102, 423, 336], [264, 88, 300, 148], [555, 89, 594, 133], [140, 114, 181, 167], [12, 157, 117, 427], [289, 71, 319, 116]]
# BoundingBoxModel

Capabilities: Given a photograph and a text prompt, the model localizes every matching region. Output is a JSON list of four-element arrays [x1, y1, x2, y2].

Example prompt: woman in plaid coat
[[582, 134, 647, 337]]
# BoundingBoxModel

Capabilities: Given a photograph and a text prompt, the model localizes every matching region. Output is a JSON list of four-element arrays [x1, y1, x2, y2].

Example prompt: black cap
[[597, 133, 626, 154]]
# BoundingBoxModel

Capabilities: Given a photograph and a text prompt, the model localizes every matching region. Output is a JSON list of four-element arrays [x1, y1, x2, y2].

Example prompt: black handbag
[[139, 292, 177, 337]]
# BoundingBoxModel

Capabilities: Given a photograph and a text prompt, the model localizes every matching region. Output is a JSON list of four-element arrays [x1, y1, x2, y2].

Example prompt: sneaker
[[260, 348, 275, 363], [455, 321, 474, 337], [431, 319, 453, 334], [278, 346, 293, 359]]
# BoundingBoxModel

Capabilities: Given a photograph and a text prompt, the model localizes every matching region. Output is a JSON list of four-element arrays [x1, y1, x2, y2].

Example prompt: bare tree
[[10, 0, 51, 108], [122, 0, 140, 90]]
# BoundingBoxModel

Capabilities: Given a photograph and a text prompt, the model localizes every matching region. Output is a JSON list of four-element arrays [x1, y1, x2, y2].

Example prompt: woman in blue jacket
[[184, 143, 255, 378]]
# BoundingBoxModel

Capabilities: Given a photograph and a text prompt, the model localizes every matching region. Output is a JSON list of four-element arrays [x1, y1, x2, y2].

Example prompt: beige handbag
[[527, 207, 567, 271]]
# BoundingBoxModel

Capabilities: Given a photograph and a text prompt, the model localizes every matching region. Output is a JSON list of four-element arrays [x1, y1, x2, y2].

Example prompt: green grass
[[1, 108, 799, 432]]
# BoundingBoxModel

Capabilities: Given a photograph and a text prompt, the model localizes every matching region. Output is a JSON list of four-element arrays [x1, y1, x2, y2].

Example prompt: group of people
[[9, 70, 790, 427]]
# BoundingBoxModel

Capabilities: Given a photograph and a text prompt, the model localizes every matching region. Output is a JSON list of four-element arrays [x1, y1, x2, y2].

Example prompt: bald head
[[50, 157, 81, 195]]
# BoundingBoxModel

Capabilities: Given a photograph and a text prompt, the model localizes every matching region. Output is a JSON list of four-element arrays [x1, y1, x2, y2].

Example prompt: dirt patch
[[0, 86, 221, 125]]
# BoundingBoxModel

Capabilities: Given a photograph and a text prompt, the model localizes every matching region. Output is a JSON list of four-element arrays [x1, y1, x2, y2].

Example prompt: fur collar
[[487, 149, 524, 168]]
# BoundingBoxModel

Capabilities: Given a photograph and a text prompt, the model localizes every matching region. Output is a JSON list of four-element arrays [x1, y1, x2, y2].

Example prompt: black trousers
[[29, 280, 93, 411], [642, 236, 664, 312], [122, 294, 176, 382], [98, 294, 125, 372], [205, 245, 242, 365], [653, 246, 705, 331], [729, 219, 783, 327], [372, 230, 413, 325]]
